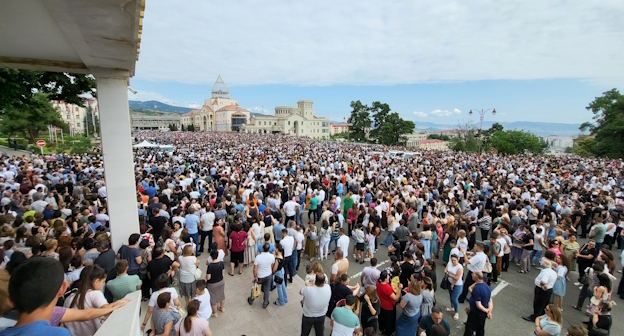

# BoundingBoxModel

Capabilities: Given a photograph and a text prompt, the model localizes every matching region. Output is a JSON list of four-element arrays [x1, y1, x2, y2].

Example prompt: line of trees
[[450, 121, 547, 155], [347, 100, 414, 145], [574, 89, 624, 158]]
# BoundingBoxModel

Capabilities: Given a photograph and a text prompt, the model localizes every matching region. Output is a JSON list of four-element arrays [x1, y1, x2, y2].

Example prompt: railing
[[94, 291, 141, 336]]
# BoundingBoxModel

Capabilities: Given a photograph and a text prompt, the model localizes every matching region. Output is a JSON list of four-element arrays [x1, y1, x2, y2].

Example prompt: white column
[[96, 75, 139, 252]]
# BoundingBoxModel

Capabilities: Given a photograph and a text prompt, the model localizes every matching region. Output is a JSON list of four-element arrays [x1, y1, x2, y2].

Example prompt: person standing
[[395, 279, 423, 335], [376, 270, 402, 336], [185, 207, 201, 256], [522, 258, 557, 322], [280, 229, 296, 284], [199, 205, 215, 253], [463, 271, 492, 336], [458, 242, 486, 303], [445, 254, 463, 321], [330, 294, 360, 336], [253, 243, 275, 309], [300, 273, 331, 336]]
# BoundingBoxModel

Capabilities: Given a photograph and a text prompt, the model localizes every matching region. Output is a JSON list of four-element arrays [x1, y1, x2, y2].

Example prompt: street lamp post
[[469, 108, 496, 154]]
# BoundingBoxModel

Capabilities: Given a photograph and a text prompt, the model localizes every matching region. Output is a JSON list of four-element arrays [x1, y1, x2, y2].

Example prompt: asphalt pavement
[[294, 213, 624, 335]]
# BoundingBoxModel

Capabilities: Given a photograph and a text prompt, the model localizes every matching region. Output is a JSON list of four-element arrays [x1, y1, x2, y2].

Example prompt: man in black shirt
[[147, 246, 179, 290], [576, 240, 598, 279], [150, 210, 167, 243]]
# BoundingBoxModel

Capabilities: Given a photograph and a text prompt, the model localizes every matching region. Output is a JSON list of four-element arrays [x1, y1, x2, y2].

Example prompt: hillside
[[412, 121, 584, 137], [129, 100, 193, 114]]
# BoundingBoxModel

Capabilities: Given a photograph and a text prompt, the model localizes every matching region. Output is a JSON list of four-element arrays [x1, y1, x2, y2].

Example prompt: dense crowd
[[0, 130, 622, 336]]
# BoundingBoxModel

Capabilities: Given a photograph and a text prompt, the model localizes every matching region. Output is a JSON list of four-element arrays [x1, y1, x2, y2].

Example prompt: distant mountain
[[413, 120, 585, 137], [129, 100, 193, 114]]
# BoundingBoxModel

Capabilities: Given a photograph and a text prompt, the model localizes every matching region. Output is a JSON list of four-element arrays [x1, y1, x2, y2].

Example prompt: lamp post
[[469, 108, 496, 154]]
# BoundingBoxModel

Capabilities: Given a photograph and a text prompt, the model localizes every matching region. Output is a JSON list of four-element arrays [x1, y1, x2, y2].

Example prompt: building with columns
[[242, 100, 331, 139], [330, 123, 351, 135], [180, 75, 251, 132], [131, 114, 181, 131]]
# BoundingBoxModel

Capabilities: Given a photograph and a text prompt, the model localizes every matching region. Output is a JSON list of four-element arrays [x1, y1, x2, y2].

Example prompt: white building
[[243, 101, 331, 139], [131, 115, 181, 131], [546, 136, 573, 150], [52, 98, 99, 135], [330, 123, 351, 135], [405, 132, 428, 148], [180, 76, 251, 132]]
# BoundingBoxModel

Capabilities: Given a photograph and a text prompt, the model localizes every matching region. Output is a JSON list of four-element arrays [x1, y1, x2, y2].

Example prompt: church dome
[[211, 75, 229, 99]]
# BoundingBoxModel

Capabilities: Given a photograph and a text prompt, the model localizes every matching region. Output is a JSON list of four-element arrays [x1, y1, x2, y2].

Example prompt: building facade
[[405, 133, 428, 148], [180, 76, 251, 132], [52, 98, 99, 135], [131, 115, 181, 131], [330, 123, 351, 135], [242, 100, 331, 139], [418, 139, 449, 151]]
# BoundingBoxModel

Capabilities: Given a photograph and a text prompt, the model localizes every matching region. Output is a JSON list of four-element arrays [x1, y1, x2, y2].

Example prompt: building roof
[[202, 104, 213, 112], [331, 123, 352, 126], [182, 109, 200, 116], [211, 75, 229, 99], [419, 139, 445, 144]]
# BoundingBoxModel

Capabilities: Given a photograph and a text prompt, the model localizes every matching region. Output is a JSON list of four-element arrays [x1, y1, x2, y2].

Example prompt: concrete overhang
[[0, 0, 145, 76]]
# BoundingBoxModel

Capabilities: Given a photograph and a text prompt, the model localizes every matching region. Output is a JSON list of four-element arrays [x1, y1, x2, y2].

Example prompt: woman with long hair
[[243, 221, 256, 266], [534, 304, 562, 336], [552, 254, 571, 310], [273, 245, 288, 306], [178, 245, 200, 307], [212, 218, 228, 258], [445, 254, 463, 320], [442, 224, 458, 265], [395, 279, 423, 336], [360, 285, 380, 333], [64, 265, 113, 336], [174, 300, 212, 336]]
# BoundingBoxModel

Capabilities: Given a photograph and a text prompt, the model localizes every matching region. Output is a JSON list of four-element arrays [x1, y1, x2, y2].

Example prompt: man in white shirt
[[200, 209, 215, 253], [254, 243, 276, 309], [283, 197, 300, 223], [30, 199, 48, 213], [295, 226, 305, 271], [300, 273, 332, 336], [336, 228, 350, 255], [458, 242, 487, 303], [280, 229, 297, 284], [523, 258, 557, 321], [194, 280, 212, 320]]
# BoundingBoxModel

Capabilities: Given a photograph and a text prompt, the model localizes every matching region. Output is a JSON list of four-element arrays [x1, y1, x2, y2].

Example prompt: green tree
[[0, 69, 96, 113], [377, 112, 415, 145], [368, 101, 391, 142], [347, 100, 372, 142], [578, 89, 624, 158], [450, 121, 479, 152], [187, 124, 195, 132], [452, 140, 466, 152], [181, 124, 186, 131], [487, 130, 547, 155], [427, 133, 451, 141], [0, 92, 68, 143]]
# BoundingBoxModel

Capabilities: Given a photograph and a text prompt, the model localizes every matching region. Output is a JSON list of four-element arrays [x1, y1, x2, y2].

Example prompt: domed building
[[180, 75, 251, 132], [181, 75, 331, 138]]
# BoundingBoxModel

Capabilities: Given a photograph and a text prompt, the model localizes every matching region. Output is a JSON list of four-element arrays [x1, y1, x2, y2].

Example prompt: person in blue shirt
[[256, 233, 275, 254], [185, 208, 201, 256], [0, 258, 71, 336], [464, 271, 492, 336], [336, 182, 343, 197], [273, 221, 285, 245]]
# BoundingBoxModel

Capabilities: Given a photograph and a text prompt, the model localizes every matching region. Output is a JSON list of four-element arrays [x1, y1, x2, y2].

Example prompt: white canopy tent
[[133, 140, 158, 148]]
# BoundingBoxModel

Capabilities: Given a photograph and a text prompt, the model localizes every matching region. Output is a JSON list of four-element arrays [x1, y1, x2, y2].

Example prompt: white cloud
[[136, 1, 624, 86], [453, 108, 462, 114], [413, 111, 428, 118], [431, 109, 453, 117]]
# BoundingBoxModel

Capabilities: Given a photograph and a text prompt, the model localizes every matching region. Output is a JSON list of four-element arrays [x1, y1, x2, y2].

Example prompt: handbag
[[246, 236, 255, 247], [310, 231, 317, 241], [440, 274, 450, 290], [274, 275, 284, 284], [247, 283, 262, 305], [483, 259, 493, 273], [194, 268, 202, 281]]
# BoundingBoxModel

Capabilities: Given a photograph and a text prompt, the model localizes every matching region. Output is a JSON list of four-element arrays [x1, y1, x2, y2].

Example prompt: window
[[288, 121, 291, 125]]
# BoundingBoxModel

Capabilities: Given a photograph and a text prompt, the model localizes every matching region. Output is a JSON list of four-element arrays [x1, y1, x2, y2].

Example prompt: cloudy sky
[[130, 0, 624, 124]]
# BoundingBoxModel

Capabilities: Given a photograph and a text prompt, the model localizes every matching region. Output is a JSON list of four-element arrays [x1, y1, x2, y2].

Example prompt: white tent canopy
[[133, 140, 158, 148]]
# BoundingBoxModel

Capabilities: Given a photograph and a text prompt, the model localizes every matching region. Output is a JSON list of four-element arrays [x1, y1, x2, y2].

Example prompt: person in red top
[[376, 270, 402, 335], [228, 222, 248, 276]]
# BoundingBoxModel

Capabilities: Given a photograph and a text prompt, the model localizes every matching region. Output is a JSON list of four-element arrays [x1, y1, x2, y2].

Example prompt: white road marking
[[491, 280, 509, 297], [350, 260, 388, 279]]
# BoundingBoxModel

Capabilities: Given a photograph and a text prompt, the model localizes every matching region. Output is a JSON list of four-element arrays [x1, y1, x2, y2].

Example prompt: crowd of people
[[0, 130, 621, 336]]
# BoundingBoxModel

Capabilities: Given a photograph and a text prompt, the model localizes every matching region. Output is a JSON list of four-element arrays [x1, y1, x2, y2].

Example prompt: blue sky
[[129, 0, 624, 125], [129, 77, 611, 124]]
